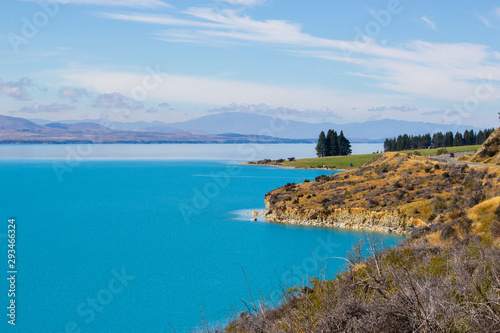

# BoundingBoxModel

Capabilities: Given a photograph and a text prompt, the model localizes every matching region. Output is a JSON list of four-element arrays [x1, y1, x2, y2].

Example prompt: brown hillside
[[471, 127, 500, 165], [223, 154, 500, 333], [264, 152, 500, 236]]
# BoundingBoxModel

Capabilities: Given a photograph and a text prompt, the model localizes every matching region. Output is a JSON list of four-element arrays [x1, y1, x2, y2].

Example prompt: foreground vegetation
[[219, 151, 500, 332], [213, 127, 500, 332], [226, 231, 500, 332]]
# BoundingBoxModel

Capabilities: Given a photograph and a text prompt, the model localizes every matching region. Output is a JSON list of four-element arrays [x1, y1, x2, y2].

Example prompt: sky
[[0, 0, 499, 127]]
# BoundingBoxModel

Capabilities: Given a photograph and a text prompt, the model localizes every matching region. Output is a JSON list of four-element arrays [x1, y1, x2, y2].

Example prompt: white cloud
[[13, 103, 75, 113], [421, 16, 437, 31], [0, 77, 32, 101], [208, 103, 343, 121], [92, 93, 143, 110], [92, 8, 500, 107], [477, 15, 491, 28], [216, 0, 264, 7], [59, 87, 90, 102], [99, 13, 220, 28], [18, 0, 170, 8], [368, 105, 418, 112], [59, 69, 400, 119]]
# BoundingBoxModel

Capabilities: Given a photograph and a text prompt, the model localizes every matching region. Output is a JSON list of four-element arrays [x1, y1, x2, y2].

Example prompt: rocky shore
[[258, 204, 425, 235]]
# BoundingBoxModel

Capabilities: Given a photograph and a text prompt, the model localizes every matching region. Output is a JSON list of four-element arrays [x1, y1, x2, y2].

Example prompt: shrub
[[490, 220, 500, 237], [315, 175, 329, 182], [436, 148, 448, 155]]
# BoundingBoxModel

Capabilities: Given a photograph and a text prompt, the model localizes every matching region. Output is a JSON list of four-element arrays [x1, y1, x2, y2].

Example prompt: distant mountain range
[[0, 115, 311, 144], [29, 112, 480, 142]]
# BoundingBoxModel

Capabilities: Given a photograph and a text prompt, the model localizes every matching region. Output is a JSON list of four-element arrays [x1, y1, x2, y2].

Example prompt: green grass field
[[282, 153, 383, 169], [412, 145, 480, 157], [281, 145, 481, 169]]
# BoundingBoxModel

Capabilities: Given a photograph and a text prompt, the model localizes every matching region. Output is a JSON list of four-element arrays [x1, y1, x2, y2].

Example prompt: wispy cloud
[[208, 103, 343, 121], [17, 0, 171, 8], [61, 68, 393, 114], [13, 103, 75, 114], [422, 109, 460, 117], [368, 105, 418, 112], [0, 77, 32, 101], [477, 15, 491, 28], [58, 87, 90, 102], [99, 12, 220, 28], [216, 0, 265, 7], [421, 16, 437, 31], [92, 92, 144, 110], [89, 7, 500, 105]]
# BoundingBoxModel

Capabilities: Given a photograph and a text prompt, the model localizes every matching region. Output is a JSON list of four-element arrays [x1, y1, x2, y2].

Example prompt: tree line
[[384, 128, 495, 152], [316, 130, 352, 157]]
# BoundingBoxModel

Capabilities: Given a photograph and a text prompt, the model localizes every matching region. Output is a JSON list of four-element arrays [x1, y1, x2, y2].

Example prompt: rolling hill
[[30, 112, 481, 142], [0, 115, 310, 144]]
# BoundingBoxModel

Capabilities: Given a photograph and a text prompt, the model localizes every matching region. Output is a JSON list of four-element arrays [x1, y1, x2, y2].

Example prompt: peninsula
[[225, 128, 500, 332]]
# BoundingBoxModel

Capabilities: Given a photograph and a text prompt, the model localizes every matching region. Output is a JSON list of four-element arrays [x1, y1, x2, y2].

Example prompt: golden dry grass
[[266, 152, 500, 239], [468, 196, 500, 235]]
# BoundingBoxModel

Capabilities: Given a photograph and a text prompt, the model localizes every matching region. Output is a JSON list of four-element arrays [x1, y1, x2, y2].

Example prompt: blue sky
[[0, 0, 499, 127]]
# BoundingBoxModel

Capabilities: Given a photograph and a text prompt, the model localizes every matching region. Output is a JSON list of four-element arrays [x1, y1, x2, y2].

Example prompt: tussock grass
[[469, 196, 500, 236], [206, 141, 500, 332], [218, 237, 500, 333], [266, 153, 500, 229]]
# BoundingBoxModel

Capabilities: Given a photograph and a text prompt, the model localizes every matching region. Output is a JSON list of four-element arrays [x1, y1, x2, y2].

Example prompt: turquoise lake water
[[0, 144, 398, 332]]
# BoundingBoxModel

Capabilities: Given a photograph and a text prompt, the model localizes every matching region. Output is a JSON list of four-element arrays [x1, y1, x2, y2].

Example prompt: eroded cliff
[[263, 152, 500, 235]]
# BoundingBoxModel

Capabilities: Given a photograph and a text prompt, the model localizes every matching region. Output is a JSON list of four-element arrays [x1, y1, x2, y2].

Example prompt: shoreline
[[241, 160, 347, 172], [257, 208, 420, 235]]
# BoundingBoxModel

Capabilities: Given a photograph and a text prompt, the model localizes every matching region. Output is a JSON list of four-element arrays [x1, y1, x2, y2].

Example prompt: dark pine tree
[[316, 131, 326, 157], [444, 131, 454, 147], [331, 130, 339, 156], [325, 130, 333, 156], [476, 130, 485, 145], [338, 131, 352, 156], [453, 132, 464, 146], [421, 134, 432, 149], [384, 138, 391, 152], [433, 132, 444, 148]]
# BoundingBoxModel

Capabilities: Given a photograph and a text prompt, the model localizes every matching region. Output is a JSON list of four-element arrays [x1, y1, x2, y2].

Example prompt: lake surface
[[0, 144, 398, 332], [0, 143, 384, 161]]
